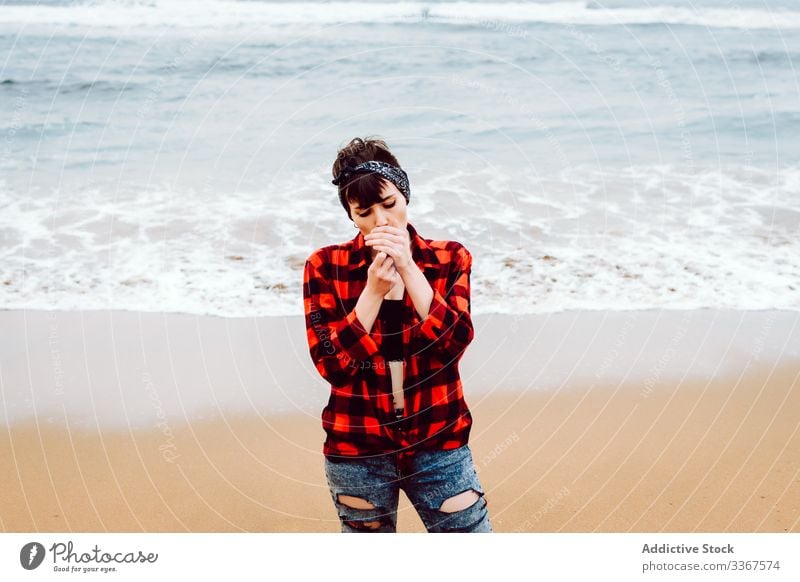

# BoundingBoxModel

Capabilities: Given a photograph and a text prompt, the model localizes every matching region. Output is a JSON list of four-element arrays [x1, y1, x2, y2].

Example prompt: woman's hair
[[332, 137, 403, 219]]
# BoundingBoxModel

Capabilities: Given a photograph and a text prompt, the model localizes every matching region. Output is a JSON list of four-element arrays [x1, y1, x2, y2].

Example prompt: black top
[[379, 299, 404, 361]]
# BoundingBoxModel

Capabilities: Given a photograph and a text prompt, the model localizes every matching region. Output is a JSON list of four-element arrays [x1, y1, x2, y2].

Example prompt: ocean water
[[1, 0, 798, 316]]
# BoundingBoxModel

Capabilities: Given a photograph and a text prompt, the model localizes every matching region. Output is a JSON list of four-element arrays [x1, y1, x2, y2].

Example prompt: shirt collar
[[351, 221, 432, 270]]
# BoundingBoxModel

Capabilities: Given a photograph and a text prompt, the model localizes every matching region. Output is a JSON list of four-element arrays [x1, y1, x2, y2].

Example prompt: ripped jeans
[[324, 444, 492, 533]]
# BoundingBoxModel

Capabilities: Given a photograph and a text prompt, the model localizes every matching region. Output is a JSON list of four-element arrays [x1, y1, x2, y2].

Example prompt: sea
[[2, 0, 799, 317]]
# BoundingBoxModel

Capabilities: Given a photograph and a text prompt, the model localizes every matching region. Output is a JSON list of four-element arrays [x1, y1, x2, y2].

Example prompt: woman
[[303, 137, 492, 533]]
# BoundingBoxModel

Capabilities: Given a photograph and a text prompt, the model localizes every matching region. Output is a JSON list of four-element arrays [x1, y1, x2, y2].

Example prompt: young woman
[[303, 137, 492, 533]]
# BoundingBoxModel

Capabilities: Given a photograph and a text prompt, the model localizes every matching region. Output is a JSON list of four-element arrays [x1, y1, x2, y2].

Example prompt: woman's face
[[349, 181, 408, 241]]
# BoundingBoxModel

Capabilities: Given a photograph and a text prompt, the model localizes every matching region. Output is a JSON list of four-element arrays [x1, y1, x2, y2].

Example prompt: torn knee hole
[[338, 495, 383, 530], [337, 494, 376, 510], [438, 489, 482, 513]]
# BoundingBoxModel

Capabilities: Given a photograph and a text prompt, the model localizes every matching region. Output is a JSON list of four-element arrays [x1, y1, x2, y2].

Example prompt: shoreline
[[2, 309, 798, 427]]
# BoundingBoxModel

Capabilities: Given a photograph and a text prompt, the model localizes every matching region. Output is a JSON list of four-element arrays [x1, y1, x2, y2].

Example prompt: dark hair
[[332, 137, 403, 220]]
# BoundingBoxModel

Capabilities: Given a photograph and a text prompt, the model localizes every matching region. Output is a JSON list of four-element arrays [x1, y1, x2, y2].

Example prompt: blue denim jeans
[[324, 444, 492, 533]]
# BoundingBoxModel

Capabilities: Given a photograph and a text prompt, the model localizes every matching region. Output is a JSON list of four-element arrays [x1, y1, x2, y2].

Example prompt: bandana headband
[[332, 161, 411, 213]]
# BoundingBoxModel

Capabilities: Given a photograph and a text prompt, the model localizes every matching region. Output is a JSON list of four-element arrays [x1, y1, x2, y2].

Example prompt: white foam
[[2, 165, 799, 317], [468, 165, 800, 314], [0, 1, 798, 31]]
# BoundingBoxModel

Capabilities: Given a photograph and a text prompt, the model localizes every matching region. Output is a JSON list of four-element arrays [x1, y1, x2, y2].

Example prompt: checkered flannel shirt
[[303, 222, 475, 460]]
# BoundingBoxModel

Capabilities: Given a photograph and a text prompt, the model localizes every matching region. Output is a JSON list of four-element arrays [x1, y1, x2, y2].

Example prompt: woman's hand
[[365, 251, 399, 298], [364, 226, 413, 272]]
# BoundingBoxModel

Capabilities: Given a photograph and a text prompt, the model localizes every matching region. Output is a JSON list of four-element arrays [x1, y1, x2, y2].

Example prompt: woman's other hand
[[366, 251, 399, 298]]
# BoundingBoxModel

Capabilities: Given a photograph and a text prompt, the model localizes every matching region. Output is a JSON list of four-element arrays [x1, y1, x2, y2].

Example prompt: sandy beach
[[3, 0, 799, 548], [1, 309, 798, 532]]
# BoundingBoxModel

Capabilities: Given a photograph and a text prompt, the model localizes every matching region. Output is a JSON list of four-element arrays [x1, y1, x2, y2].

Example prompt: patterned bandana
[[332, 161, 411, 214]]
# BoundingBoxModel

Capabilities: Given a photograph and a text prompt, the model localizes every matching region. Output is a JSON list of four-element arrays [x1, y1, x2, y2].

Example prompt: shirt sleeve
[[412, 244, 475, 362], [303, 251, 382, 386]]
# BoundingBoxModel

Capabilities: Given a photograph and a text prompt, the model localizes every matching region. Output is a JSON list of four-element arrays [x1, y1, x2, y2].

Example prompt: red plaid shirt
[[303, 222, 475, 460]]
